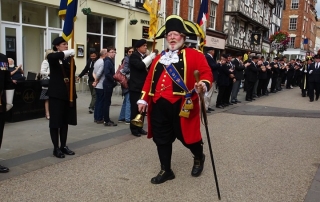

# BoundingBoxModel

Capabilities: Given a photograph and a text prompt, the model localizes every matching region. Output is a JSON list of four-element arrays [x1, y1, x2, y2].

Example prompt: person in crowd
[[286, 59, 296, 89], [102, 47, 117, 126], [230, 52, 245, 103], [77, 52, 98, 114], [204, 47, 218, 113], [8, 58, 25, 83], [92, 49, 108, 123], [243, 51, 251, 62], [129, 39, 154, 137], [270, 57, 280, 93], [245, 55, 259, 101], [281, 56, 288, 86], [137, 15, 212, 184], [118, 47, 133, 124], [0, 53, 14, 173], [40, 49, 53, 120], [216, 54, 232, 108], [256, 57, 268, 96], [301, 57, 312, 97], [308, 54, 320, 102], [294, 59, 303, 87], [47, 36, 77, 158], [224, 54, 235, 106]]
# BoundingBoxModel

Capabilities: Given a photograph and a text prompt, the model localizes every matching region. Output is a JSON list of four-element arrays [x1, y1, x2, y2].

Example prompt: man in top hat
[[137, 15, 213, 184], [308, 54, 320, 101], [0, 53, 14, 173], [129, 39, 156, 137], [204, 47, 218, 112]]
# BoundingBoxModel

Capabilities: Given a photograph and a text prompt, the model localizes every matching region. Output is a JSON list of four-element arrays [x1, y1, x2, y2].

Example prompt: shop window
[[22, 2, 45, 26], [103, 18, 116, 35], [48, 7, 62, 28], [1, 0, 19, 22]]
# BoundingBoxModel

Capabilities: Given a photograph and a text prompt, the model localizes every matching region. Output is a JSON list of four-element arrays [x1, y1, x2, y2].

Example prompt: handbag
[[113, 64, 128, 89], [40, 77, 50, 87]]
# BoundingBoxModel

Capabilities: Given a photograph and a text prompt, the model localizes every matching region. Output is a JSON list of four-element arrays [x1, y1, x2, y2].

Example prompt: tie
[[90, 61, 94, 69]]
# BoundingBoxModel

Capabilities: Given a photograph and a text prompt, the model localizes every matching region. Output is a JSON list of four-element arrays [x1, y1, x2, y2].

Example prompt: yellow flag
[[143, 0, 160, 39]]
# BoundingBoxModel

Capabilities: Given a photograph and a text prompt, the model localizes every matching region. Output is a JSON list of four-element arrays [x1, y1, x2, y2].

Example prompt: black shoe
[[235, 100, 241, 103], [0, 165, 9, 173], [191, 154, 205, 177], [231, 100, 237, 104], [245, 99, 252, 101], [252, 98, 256, 101], [206, 110, 211, 113], [131, 133, 141, 137], [53, 148, 65, 158], [310, 100, 314, 102], [208, 108, 215, 111], [60, 146, 75, 155], [151, 169, 175, 184], [227, 102, 233, 105], [216, 105, 224, 109], [138, 129, 148, 135], [104, 121, 117, 126]]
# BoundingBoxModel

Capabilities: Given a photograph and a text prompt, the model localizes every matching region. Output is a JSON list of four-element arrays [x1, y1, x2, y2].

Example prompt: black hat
[[252, 56, 259, 60], [261, 56, 265, 59], [134, 39, 147, 48], [221, 54, 228, 59], [314, 54, 320, 59], [52, 36, 66, 51], [155, 15, 196, 39], [206, 47, 214, 51], [274, 57, 279, 60]]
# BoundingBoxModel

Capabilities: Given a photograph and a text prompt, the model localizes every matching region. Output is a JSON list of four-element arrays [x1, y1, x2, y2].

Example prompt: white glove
[[142, 55, 153, 67], [309, 70, 313, 74], [149, 52, 156, 60], [300, 68, 303, 71], [304, 70, 307, 73], [6, 89, 14, 111], [63, 49, 75, 58]]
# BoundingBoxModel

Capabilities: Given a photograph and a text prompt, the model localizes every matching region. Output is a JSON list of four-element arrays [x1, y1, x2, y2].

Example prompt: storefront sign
[[142, 26, 149, 39], [205, 36, 225, 49]]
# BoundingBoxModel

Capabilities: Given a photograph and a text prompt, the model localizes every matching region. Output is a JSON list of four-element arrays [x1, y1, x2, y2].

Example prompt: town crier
[[137, 15, 213, 184]]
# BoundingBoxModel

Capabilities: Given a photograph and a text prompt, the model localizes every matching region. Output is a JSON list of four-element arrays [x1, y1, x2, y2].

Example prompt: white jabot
[[159, 50, 179, 65]]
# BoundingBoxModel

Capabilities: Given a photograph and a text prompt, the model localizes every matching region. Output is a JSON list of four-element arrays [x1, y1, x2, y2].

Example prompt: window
[[188, 0, 194, 21], [245, 0, 249, 5], [209, 1, 217, 29], [253, 0, 257, 11], [291, 0, 299, 9], [87, 15, 116, 54], [1, 0, 19, 22], [289, 18, 297, 30], [289, 37, 295, 48], [173, 0, 180, 15]]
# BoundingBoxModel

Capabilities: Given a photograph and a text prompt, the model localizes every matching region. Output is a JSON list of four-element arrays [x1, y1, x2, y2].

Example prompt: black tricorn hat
[[155, 15, 197, 39], [52, 36, 66, 51]]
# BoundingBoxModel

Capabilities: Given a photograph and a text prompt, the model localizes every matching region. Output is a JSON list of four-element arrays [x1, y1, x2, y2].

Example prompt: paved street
[[0, 86, 320, 202]]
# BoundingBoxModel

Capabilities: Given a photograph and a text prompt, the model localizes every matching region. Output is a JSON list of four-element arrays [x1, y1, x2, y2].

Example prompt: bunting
[[59, 0, 78, 42]]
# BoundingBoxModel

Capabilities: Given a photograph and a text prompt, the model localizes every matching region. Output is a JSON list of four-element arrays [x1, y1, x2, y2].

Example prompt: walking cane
[[194, 70, 221, 200]]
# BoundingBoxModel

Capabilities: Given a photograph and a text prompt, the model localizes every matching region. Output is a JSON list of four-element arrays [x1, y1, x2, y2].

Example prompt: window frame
[[188, 0, 194, 21], [173, 0, 180, 15], [289, 18, 297, 30], [291, 0, 299, 9], [209, 1, 217, 29]]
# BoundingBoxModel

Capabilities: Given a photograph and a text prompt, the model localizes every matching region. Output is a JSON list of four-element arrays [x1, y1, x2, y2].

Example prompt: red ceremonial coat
[[141, 47, 213, 144]]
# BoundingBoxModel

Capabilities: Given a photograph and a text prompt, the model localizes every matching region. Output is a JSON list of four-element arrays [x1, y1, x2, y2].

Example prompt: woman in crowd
[[118, 47, 133, 124], [40, 49, 53, 120], [8, 58, 25, 83], [47, 36, 77, 158]]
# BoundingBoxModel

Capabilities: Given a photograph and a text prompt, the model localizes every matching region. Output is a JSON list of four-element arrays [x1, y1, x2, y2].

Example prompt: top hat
[[154, 15, 197, 39]]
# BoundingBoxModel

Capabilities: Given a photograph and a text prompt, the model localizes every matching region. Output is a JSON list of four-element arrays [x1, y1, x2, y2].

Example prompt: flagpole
[[69, 30, 75, 107]]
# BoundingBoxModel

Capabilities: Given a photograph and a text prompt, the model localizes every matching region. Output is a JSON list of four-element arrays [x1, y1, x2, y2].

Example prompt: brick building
[[282, 0, 318, 59]]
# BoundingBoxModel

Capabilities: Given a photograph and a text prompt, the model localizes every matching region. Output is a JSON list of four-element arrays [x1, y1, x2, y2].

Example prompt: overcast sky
[[316, 2, 320, 16]]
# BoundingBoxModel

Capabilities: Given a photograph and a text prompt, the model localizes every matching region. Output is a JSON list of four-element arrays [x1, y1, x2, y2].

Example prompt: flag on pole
[[196, 0, 208, 51], [59, 0, 78, 42], [143, 0, 160, 39]]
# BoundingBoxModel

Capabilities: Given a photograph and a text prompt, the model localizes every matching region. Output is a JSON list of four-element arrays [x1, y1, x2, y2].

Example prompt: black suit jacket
[[103, 57, 116, 92], [78, 59, 96, 82], [246, 62, 258, 82], [129, 51, 148, 92], [217, 63, 230, 87], [232, 58, 245, 80], [47, 52, 77, 101], [308, 63, 320, 83], [0, 53, 13, 115], [205, 53, 219, 81], [270, 62, 280, 78]]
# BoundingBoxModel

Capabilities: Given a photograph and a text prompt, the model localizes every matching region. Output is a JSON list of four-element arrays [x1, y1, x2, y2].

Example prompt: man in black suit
[[129, 39, 156, 136], [270, 57, 280, 93], [216, 54, 233, 108], [0, 53, 13, 173], [308, 54, 320, 102], [204, 47, 218, 112], [230, 52, 245, 103], [245, 55, 259, 101]]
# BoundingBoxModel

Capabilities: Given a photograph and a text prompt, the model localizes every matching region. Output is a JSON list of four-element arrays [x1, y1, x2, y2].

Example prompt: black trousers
[[270, 77, 277, 92], [151, 98, 203, 171], [129, 91, 144, 134], [308, 82, 320, 101], [246, 81, 255, 100], [257, 79, 268, 96], [223, 82, 233, 104], [216, 86, 227, 106]]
